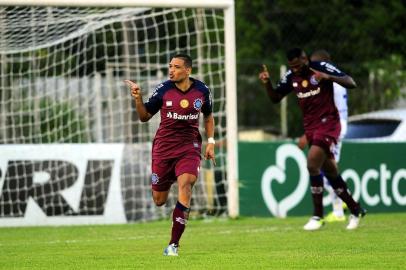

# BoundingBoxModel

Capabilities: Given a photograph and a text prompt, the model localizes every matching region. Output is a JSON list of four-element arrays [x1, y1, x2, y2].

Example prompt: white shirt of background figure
[[332, 82, 348, 162], [323, 82, 348, 222]]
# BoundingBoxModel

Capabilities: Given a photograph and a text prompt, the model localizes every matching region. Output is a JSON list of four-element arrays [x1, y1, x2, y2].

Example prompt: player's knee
[[307, 163, 320, 175], [153, 197, 166, 207], [178, 182, 192, 194], [152, 193, 167, 207], [178, 174, 197, 188]]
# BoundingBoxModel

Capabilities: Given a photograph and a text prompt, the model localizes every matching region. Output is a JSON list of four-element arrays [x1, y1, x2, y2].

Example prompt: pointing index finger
[[125, 80, 141, 91], [124, 80, 135, 87]]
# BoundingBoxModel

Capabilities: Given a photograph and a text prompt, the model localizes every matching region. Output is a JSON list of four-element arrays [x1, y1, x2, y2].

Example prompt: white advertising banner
[[0, 144, 126, 226]]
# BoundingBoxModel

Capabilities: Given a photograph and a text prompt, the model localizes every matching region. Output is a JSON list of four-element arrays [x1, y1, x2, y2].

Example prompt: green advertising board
[[238, 141, 406, 217]]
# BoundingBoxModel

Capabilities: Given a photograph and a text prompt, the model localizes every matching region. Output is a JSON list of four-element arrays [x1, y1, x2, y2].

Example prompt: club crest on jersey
[[166, 100, 173, 107], [193, 98, 203, 111], [310, 75, 319, 85], [301, 80, 308, 88], [293, 82, 298, 87], [151, 173, 159, 184], [180, 99, 189, 108]]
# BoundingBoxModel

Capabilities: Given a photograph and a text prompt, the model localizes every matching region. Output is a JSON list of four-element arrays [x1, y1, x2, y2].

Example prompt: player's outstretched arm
[[204, 113, 216, 166], [124, 80, 152, 122], [259, 64, 284, 103]]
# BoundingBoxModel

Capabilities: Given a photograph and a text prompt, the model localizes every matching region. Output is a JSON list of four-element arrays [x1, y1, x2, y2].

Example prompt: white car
[[344, 109, 406, 142]]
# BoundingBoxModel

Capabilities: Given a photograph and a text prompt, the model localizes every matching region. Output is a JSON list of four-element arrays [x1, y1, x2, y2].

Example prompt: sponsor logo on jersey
[[193, 98, 203, 110], [321, 62, 342, 74], [280, 70, 291, 84], [310, 75, 319, 85], [296, 87, 320, 99], [166, 112, 199, 120], [152, 83, 164, 97], [301, 80, 308, 88], [180, 99, 189, 108], [166, 100, 173, 107], [151, 173, 159, 184]]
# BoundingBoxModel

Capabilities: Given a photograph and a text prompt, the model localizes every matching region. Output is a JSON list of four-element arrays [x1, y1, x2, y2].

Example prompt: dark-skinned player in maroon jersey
[[125, 54, 215, 256], [259, 48, 366, 231]]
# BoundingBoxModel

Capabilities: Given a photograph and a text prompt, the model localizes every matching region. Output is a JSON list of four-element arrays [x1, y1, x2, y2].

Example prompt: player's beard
[[170, 76, 186, 84]]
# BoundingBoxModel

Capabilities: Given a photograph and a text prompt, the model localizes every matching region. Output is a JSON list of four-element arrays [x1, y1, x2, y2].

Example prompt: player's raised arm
[[310, 67, 357, 89], [329, 74, 357, 89], [124, 80, 152, 122], [258, 64, 284, 103], [203, 113, 216, 166]]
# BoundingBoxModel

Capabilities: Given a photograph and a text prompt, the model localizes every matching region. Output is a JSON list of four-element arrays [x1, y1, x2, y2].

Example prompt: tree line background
[[1, 2, 405, 141], [235, 0, 406, 137]]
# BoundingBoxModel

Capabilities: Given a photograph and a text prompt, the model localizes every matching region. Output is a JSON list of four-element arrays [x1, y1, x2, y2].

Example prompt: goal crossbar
[[0, 0, 234, 9]]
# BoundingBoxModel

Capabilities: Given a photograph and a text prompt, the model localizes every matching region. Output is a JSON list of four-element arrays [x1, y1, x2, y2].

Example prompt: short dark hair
[[286, 48, 304, 61], [172, 53, 193, 68]]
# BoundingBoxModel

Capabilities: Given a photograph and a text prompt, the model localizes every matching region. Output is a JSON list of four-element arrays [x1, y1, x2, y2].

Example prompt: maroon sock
[[327, 175, 360, 215], [310, 174, 324, 218], [169, 201, 190, 246]]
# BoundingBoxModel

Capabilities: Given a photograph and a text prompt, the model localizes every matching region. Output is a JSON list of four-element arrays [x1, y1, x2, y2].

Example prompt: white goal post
[[0, 0, 238, 225]]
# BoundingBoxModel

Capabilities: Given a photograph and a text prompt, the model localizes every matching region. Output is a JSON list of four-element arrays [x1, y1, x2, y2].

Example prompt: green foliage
[[236, 0, 406, 137], [12, 97, 88, 143], [350, 54, 406, 114]]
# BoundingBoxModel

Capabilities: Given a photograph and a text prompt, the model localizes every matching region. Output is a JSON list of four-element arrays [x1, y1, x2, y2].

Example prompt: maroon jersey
[[144, 78, 212, 159], [275, 61, 346, 131]]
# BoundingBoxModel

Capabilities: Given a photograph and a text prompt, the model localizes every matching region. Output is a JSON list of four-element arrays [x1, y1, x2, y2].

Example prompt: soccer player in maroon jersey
[[259, 48, 366, 230], [125, 54, 215, 255]]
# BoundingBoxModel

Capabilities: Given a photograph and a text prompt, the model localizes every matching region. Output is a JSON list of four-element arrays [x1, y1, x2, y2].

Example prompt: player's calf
[[328, 175, 361, 214]]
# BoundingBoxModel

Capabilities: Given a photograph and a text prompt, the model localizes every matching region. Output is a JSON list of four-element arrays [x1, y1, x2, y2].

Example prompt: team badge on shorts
[[151, 173, 159, 184], [301, 80, 308, 88], [193, 98, 203, 110], [180, 99, 189, 108]]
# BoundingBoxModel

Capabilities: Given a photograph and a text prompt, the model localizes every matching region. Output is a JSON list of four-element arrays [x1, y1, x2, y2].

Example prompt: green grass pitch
[[1, 213, 405, 269]]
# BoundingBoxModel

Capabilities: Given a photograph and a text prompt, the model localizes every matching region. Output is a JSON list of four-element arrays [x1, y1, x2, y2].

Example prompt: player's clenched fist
[[124, 80, 141, 99], [258, 64, 270, 84]]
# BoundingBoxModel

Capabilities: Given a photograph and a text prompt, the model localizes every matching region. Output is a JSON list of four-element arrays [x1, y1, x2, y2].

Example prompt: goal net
[[0, 2, 237, 225]]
